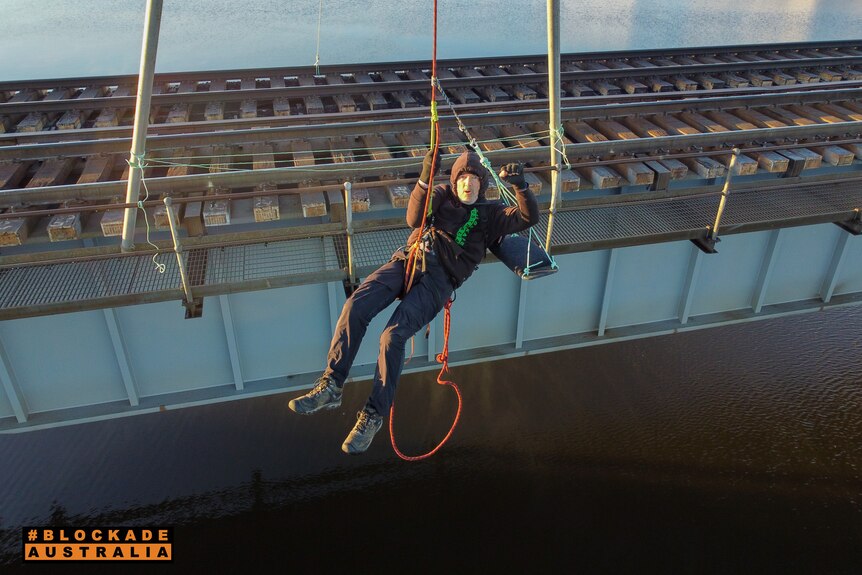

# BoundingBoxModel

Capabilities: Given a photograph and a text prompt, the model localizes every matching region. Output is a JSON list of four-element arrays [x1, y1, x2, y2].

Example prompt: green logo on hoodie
[[455, 208, 479, 247]]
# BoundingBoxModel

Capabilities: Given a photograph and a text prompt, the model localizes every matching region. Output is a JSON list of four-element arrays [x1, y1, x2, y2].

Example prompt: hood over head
[[449, 151, 489, 198]]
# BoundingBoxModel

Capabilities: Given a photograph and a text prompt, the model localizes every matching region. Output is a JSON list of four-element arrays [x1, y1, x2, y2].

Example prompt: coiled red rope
[[389, 299, 462, 461], [390, 0, 463, 461]]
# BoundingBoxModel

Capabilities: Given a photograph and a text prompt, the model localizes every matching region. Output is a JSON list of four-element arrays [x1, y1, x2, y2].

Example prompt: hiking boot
[[341, 408, 384, 455], [288, 376, 342, 415]]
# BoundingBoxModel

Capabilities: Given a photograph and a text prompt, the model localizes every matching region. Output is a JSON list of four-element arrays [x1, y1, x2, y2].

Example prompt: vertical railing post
[[343, 181, 356, 284], [544, 0, 562, 253], [121, 0, 163, 252], [163, 197, 195, 307], [709, 148, 740, 240]]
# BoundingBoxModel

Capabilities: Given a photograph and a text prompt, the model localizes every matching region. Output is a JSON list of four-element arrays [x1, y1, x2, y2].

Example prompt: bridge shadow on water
[[1, 306, 861, 573]]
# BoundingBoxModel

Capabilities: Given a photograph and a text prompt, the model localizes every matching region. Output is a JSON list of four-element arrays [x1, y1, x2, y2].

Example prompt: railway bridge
[[0, 40, 860, 431]]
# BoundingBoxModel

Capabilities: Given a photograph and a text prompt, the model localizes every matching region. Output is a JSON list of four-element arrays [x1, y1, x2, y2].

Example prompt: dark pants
[[324, 252, 454, 414]]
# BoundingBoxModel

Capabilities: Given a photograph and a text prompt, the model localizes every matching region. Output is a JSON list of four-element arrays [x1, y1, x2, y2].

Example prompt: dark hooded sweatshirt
[[405, 151, 539, 288]]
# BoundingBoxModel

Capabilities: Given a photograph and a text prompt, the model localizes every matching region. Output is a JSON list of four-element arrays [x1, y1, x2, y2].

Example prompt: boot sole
[[288, 399, 342, 415], [341, 442, 367, 455]]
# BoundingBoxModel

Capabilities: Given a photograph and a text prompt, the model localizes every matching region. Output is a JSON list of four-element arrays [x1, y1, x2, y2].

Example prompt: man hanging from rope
[[288, 148, 539, 454]]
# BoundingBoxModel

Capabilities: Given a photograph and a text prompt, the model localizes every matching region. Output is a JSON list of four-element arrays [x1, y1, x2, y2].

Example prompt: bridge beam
[[0, 336, 28, 423], [678, 244, 704, 324], [219, 295, 244, 391], [515, 279, 529, 349], [427, 316, 438, 363], [751, 229, 785, 313], [598, 249, 618, 336], [327, 281, 341, 335], [820, 232, 851, 303], [103, 308, 140, 406]]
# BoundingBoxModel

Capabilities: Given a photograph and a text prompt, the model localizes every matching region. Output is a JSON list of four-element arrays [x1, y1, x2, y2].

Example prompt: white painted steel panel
[[0, 378, 14, 418], [690, 231, 772, 316], [447, 263, 520, 351], [116, 299, 234, 398], [833, 233, 862, 297], [523, 250, 608, 340], [606, 242, 691, 329], [227, 284, 333, 383], [0, 311, 127, 413], [766, 225, 842, 306], [3, 223, 862, 431]]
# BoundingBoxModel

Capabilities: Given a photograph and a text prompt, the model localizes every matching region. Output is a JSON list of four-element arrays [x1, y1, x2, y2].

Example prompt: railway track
[[0, 41, 861, 253], [2, 39, 862, 140]]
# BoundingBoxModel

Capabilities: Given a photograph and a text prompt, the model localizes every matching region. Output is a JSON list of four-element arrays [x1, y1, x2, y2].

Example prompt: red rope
[[390, 0, 462, 461], [404, 0, 439, 291], [390, 299, 462, 461]]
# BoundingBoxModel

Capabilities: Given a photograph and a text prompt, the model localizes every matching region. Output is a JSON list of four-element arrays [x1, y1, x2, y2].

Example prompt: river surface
[[1, 1, 862, 572]]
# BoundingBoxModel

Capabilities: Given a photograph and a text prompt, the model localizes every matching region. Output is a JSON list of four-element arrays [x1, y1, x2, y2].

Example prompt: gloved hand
[[499, 162, 527, 190], [419, 147, 442, 184]]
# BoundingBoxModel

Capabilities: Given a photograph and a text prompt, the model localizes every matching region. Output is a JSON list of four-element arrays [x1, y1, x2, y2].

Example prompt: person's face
[[456, 173, 480, 205]]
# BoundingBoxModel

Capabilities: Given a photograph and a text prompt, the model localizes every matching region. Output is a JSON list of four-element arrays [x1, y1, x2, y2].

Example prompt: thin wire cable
[[126, 153, 166, 274], [138, 182, 167, 274], [552, 126, 572, 170], [314, 0, 323, 74]]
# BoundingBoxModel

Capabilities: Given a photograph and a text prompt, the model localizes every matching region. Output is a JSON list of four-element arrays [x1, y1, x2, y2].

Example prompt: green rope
[[432, 78, 556, 275], [126, 152, 148, 171]]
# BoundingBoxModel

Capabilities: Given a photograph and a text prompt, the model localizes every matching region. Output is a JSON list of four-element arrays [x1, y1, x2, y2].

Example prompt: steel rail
[[4, 85, 862, 162], [2, 38, 860, 90], [2, 121, 861, 206], [7, 135, 862, 219], [5, 133, 862, 218], [5, 79, 862, 148], [4, 55, 862, 117]]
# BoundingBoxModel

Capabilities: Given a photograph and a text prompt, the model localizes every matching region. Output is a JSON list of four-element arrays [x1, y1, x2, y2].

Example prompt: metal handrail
[[343, 181, 356, 284], [162, 196, 195, 306], [710, 148, 740, 240], [5, 86, 862, 162], [3, 128, 862, 207]]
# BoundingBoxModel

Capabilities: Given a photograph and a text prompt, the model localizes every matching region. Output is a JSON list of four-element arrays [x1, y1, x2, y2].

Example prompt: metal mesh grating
[[548, 194, 719, 245], [722, 181, 862, 225], [351, 228, 412, 268], [0, 254, 181, 309], [0, 179, 859, 316], [199, 236, 341, 286]]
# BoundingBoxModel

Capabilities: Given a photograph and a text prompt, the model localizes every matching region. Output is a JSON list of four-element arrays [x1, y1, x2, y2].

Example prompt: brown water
[[1, 305, 860, 572]]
